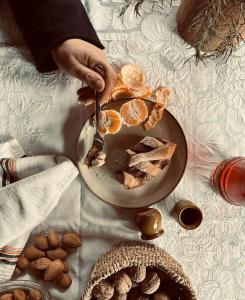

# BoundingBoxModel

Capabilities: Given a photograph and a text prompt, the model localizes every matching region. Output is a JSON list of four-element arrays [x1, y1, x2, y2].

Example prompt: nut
[[13, 289, 26, 300], [34, 234, 49, 250], [62, 232, 81, 248], [28, 289, 42, 300], [161, 281, 180, 299], [56, 273, 72, 289], [153, 292, 171, 300], [111, 292, 127, 300], [23, 246, 45, 260], [44, 259, 64, 281], [30, 267, 43, 280], [31, 257, 52, 270], [47, 248, 68, 260], [157, 271, 169, 282], [114, 272, 132, 294], [0, 294, 13, 300], [47, 229, 60, 249], [9, 229, 80, 293], [17, 256, 30, 270], [128, 288, 149, 300], [127, 266, 146, 283], [12, 267, 22, 279], [93, 280, 114, 300], [140, 271, 160, 294], [63, 261, 69, 273]]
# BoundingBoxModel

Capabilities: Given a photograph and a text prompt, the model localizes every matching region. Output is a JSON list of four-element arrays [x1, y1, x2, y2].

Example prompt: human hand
[[51, 39, 116, 105]]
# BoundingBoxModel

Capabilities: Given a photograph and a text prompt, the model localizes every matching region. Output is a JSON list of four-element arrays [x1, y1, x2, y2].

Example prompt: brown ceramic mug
[[135, 208, 164, 240], [173, 200, 203, 230]]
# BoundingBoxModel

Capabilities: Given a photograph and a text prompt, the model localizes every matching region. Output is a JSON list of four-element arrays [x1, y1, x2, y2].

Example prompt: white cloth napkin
[[0, 139, 78, 283]]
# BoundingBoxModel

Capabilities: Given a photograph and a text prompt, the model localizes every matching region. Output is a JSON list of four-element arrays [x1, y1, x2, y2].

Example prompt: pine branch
[[188, 0, 245, 62], [135, 0, 144, 16], [120, 0, 245, 62], [120, 0, 172, 17]]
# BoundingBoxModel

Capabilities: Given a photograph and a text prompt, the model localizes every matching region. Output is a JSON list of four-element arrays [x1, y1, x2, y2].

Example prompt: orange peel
[[144, 104, 164, 131], [155, 87, 172, 107]]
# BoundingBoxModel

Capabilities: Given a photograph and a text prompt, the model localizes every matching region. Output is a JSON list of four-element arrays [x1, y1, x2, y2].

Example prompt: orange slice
[[155, 87, 172, 107], [109, 74, 130, 102], [132, 86, 153, 99], [121, 65, 145, 90], [98, 110, 122, 135], [115, 73, 123, 86], [111, 87, 134, 100], [120, 99, 148, 127]]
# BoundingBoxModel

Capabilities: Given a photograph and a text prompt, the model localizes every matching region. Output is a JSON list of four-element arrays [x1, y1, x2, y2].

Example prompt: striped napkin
[[0, 139, 78, 282]]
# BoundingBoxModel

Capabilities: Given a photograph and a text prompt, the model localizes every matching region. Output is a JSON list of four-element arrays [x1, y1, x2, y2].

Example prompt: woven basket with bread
[[82, 243, 197, 300]]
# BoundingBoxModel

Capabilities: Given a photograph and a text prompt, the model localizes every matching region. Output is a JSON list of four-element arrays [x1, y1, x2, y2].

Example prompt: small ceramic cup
[[173, 200, 203, 230], [135, 208, 164, 240]]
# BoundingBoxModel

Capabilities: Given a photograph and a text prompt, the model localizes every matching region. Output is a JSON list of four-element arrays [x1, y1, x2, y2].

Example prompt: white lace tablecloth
[[0, 1, 245, 299]]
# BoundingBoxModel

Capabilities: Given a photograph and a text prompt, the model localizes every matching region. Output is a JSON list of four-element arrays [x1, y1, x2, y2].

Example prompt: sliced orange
[[155, 87, 172, 107], [132, 86, 152, 99], [111, 87, 134, 100], [109, 74, 130, 101], [121, 64, 145, 90], [98, 110, 122, 136], [115, 73, 123, 85], [120, 99, 148, 127]]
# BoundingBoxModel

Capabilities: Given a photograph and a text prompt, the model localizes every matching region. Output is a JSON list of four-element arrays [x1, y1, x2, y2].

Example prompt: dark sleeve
[[9, 0, 104, 72]]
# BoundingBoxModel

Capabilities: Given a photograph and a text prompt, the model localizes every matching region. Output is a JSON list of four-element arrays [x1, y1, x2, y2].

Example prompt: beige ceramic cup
[[173, 200, 203, 230]]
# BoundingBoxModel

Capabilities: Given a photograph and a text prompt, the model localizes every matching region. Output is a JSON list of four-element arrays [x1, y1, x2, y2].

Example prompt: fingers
[[77, 86, 95, 106], [80, 98, 95, 106], [77, 86, 95, 97], [77, 62, 117, 106], [75, 53, 117, 105], [96, 63, 117, 105], [72, 62, 105, 92], [93, 64, 105, 77]]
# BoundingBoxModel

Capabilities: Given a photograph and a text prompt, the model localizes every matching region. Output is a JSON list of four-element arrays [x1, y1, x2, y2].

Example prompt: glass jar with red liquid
[[211, 157, 245, 206]]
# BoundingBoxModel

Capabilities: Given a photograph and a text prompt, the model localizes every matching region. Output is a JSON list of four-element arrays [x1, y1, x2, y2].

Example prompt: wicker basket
[[82, 243, 197, 300]]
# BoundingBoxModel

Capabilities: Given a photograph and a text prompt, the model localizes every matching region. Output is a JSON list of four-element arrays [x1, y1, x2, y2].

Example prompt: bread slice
[[122, 137, 176, 189]]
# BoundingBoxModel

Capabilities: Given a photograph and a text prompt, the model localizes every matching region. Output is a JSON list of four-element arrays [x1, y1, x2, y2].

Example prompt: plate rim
[[76, 101, 188, 209]]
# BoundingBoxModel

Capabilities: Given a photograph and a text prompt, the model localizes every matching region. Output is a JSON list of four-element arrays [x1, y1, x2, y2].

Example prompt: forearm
[[9, 0, 104, 72]]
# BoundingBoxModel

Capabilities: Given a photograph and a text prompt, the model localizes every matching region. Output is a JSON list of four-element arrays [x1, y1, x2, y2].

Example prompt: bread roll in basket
[[81, 243, 197, 300]]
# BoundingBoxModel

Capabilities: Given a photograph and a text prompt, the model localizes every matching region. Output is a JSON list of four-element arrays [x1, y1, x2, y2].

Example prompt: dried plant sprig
[[135, 0, 145, 16], [186, 0, 245, 62], [120, 0, 172, 17], [120, 0, 245, 62], [119, 1, 131, 17]]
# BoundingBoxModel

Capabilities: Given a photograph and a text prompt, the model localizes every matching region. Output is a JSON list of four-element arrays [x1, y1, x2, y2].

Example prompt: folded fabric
[[0, 139, 78, 282]]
